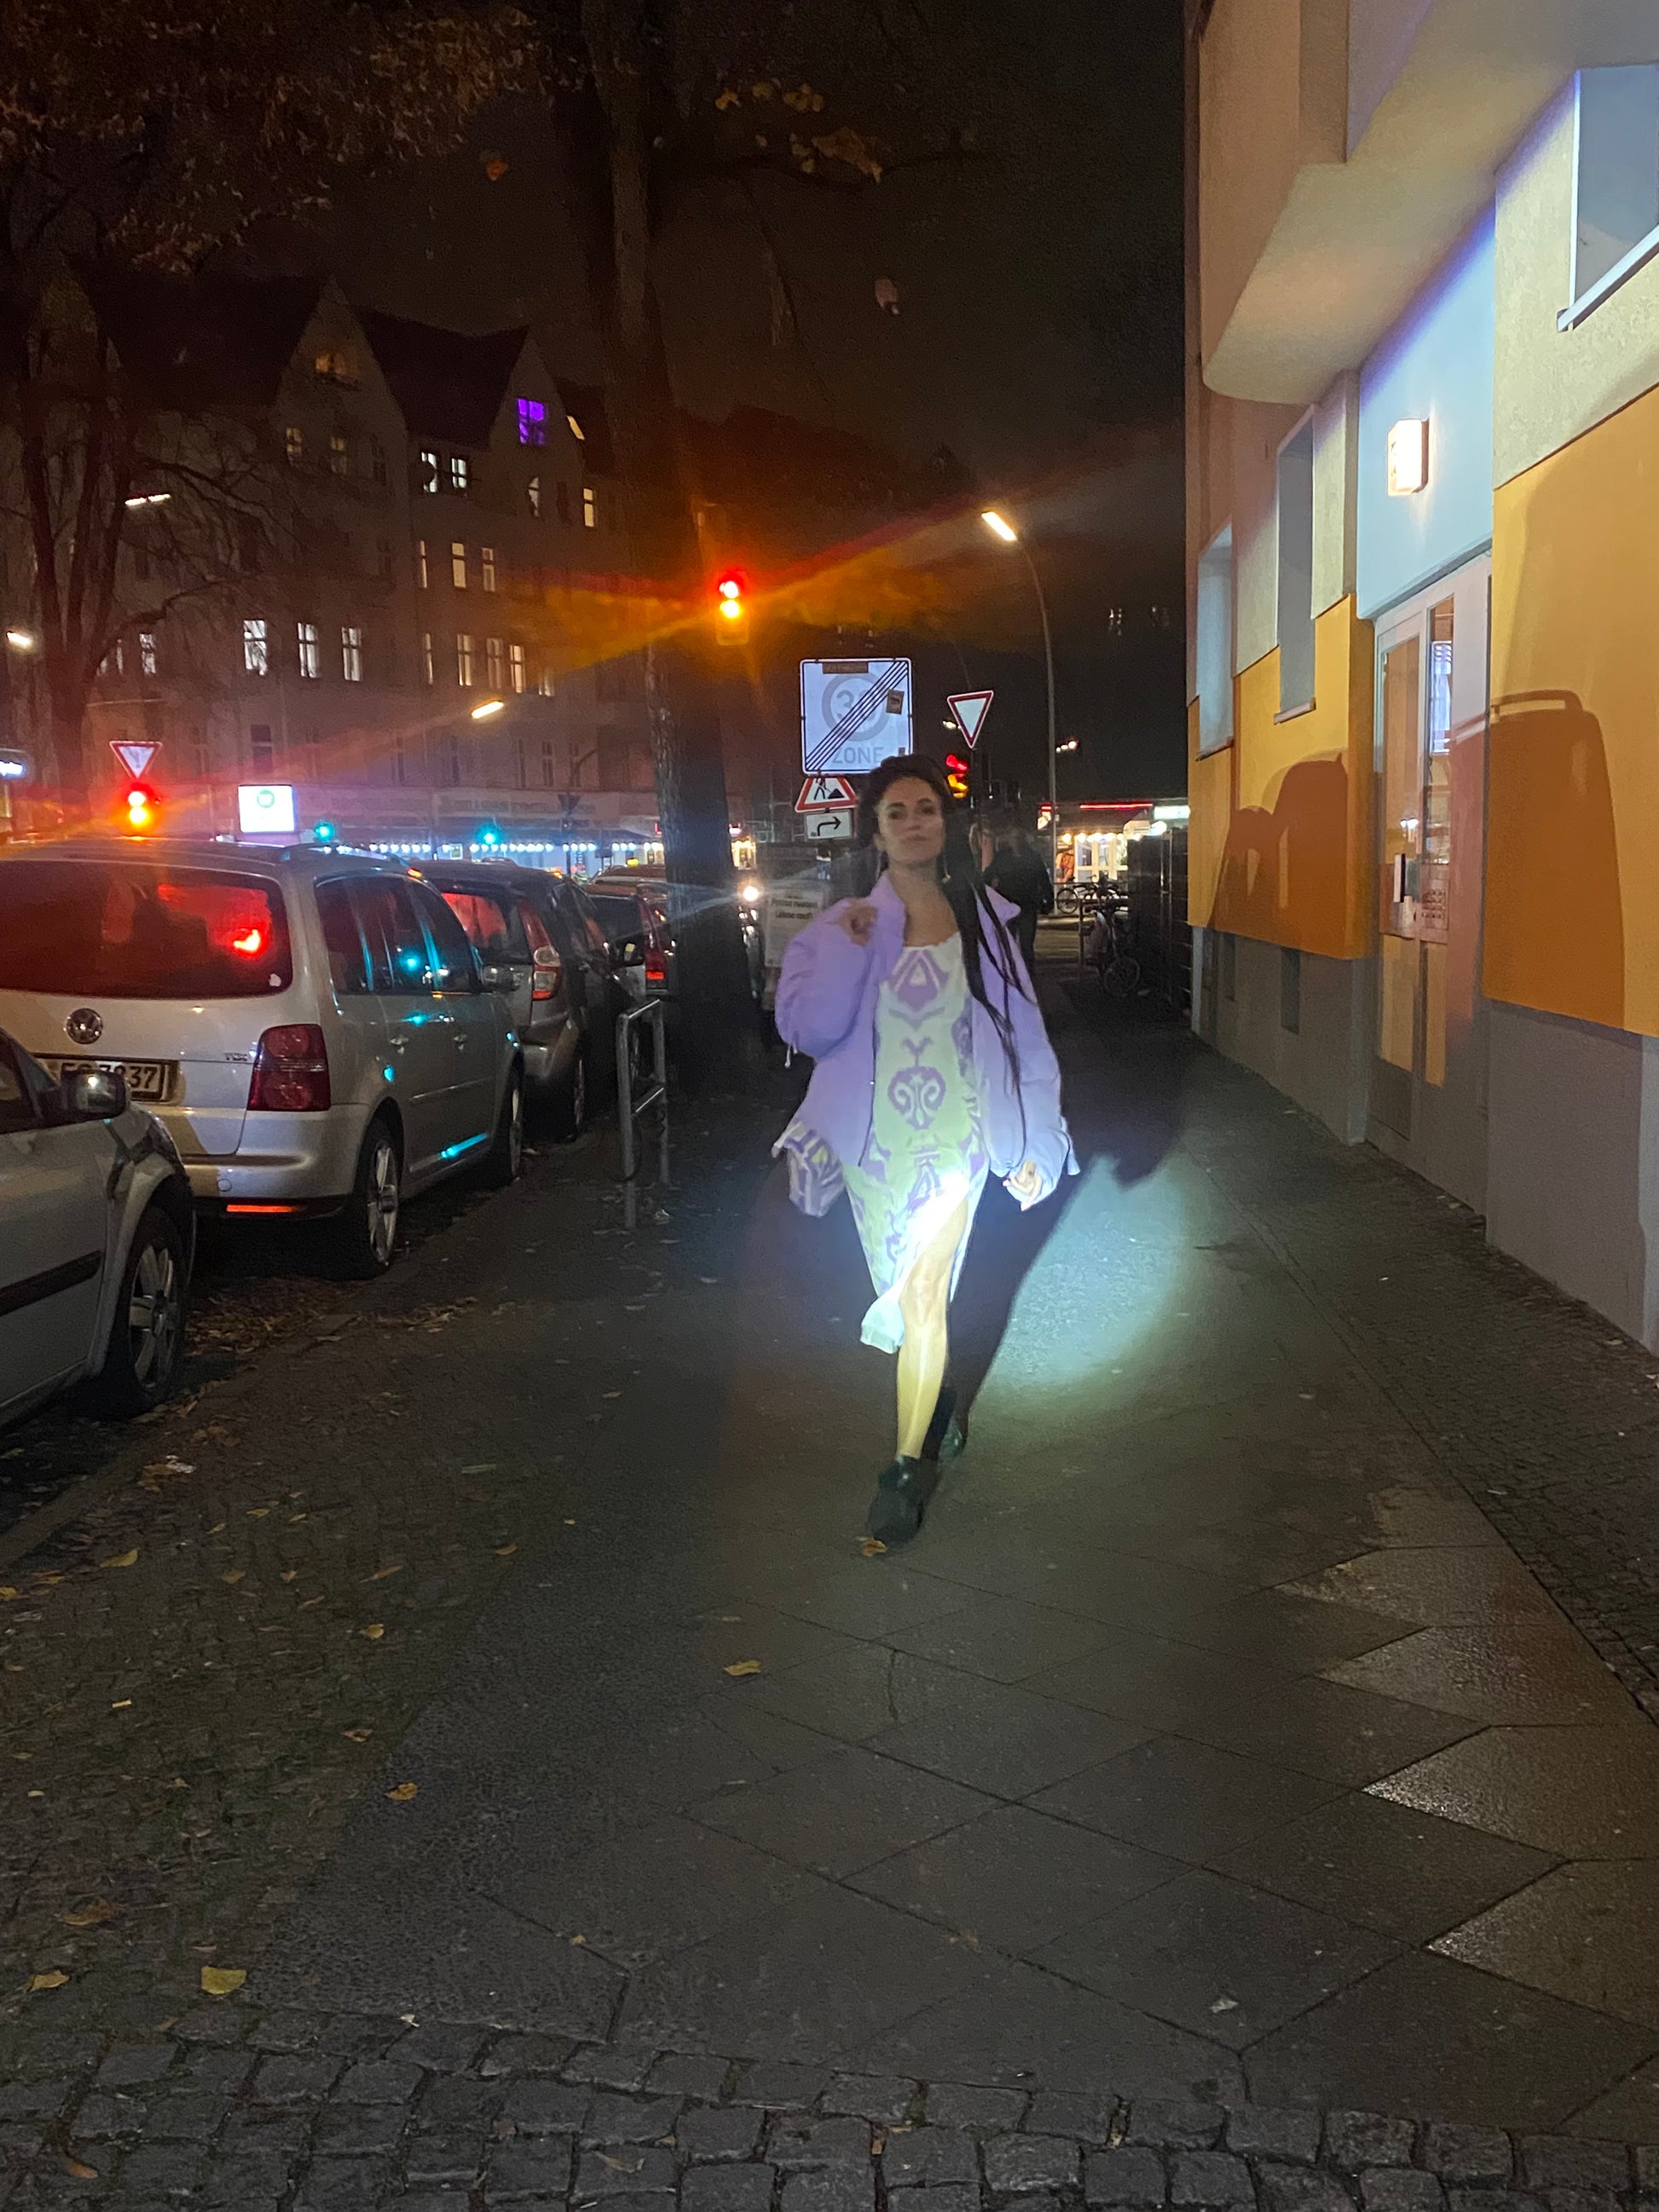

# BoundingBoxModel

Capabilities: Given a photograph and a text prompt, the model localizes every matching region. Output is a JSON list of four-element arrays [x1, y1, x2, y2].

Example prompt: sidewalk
[[5, 956, 1659, 2203]]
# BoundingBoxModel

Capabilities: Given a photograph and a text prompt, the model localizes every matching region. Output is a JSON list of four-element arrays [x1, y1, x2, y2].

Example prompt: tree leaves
[[98, 1550, 139, 1570], [199, 1966, 246, 1996], [27, 1971, 69, 1992], [387, 1781, 419, 1802]]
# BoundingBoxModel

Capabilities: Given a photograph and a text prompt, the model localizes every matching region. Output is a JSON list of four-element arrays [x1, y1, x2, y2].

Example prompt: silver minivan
[[0, 840, 523, 1276]]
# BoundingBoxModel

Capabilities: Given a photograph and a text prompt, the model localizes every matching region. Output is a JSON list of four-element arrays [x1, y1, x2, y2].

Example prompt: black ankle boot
[[866, 1457, 929, 1547], [922, 1384, 966, 1464]]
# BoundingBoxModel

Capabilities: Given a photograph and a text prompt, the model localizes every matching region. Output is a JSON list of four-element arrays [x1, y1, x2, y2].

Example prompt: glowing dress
[[839, 936, 989, 1354]]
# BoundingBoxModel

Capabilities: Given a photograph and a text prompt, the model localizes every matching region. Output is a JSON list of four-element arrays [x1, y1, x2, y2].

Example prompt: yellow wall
[[1487, 382, 1659, 1036], [1188, 594, 1374, 959]]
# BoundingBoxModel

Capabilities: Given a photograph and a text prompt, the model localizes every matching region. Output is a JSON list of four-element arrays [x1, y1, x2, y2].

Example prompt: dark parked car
[[415, 862, 621, 1137], [586, 875, 675, 1002]]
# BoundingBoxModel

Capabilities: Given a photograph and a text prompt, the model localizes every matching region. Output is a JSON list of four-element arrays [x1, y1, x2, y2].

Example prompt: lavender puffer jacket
[[774, 873, 1077, 1215]]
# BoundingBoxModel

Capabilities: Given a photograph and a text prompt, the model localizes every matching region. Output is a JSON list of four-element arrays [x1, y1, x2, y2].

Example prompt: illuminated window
[[538, 662, 556, 698], [1196, 524, 1234, 755], [485, 636, 506, 688], [517, 397, 547, 447], [314, 347, 355, 384], [243, 618, 269, 676], [328, 433, 350, 477], [420, 631, 435, 686], [455, 632, 475, 687], [448, 453, 470, 494], [415, 539, 429, 590], [566, 412, 585, 442], [528, 476, 541, 517], [298, 621, 321, 679], [342, 625, 364, 683], [450, 540, 467, 589], [284, 425, 303, 465], [582, 486, 598, 529], [481, 546, 497, 593], [417, 448, 438, 494], [508, 642, 526, 694], [139, 631, 158, 677]]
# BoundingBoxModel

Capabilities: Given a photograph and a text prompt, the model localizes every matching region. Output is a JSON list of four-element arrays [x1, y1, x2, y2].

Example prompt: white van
[[0, 840, 523, 1276]]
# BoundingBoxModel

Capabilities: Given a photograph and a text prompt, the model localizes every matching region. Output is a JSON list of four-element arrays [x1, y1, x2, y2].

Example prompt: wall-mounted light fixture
[[1387, 419, 1430, 496]]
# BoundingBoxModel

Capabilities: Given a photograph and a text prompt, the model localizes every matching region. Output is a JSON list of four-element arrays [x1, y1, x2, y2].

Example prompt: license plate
[[41, 1056, 170, 1100]]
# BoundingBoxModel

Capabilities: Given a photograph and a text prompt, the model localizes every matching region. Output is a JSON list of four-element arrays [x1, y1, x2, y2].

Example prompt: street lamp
[[5, 627, 37, 652], [980, 509, 1058, 864], [470, 697, 505, 720]]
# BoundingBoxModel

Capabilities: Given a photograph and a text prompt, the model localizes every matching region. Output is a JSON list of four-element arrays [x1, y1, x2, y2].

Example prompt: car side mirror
[[616, 936, 645, 967], [61, 1064, 129, 1121]]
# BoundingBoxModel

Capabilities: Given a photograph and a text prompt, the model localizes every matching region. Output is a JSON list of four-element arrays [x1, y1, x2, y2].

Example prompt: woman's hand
[[834, 901, 879, 947], [1007, 1160, 1044, 1205]]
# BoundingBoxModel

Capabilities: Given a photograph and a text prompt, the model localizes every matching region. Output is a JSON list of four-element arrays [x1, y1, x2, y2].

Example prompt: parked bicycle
[[1085, 899, 1142, 999]]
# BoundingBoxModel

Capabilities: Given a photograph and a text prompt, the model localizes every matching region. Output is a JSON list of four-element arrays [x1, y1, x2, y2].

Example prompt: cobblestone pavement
[[9, 956, 1659, 2206]]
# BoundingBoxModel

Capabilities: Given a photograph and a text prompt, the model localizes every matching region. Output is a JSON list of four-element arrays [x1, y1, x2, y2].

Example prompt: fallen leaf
[[99, 1550, 138, 1570], [603, 1390, 621, 1400], [28, 1971, 69, 1991], [461, 1462, 497, 1474], [571, 1933, 586, 1945], [298, 1596, 324, 1609], [360, 1623, 385, 1640], [724, 1660, 763, 1678], [110, 1699, 132, 1711], [1210, 1995, 1239, 2013], [199, 1966, 246, 1997], [387, 1781, 418, 1802], [344, 1727, 373, 1743], [0, 1587, 19, 1601], [65, 2156, 99, 2180], [222, 1569, 245, 1586], [280, 1572, 298, 1585], [246, 1507, 271, 1519], [494, 1545, 517, 1559], [368, 1563, 404, 1582], [61, 1899, 120, 1928], [599, 2153, 644, 2174]]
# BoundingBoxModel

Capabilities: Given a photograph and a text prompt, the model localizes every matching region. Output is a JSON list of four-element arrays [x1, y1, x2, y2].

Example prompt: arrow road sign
[[796, 772, 858, 811], [111, 741, 158, 780], [945, 690, 994, 748], [804, 806, 857, 842]]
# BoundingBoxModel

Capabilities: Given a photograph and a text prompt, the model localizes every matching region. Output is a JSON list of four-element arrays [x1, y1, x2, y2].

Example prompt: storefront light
[[1387, 419, 1429, 496]]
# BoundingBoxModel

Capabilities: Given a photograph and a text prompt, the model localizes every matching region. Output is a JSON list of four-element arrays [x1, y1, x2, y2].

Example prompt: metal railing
[[616, 1000, 668, 1230]]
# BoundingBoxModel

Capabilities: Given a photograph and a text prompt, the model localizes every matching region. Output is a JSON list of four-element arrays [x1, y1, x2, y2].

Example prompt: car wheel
[[550, 1047, 589, 1143], [482, 1066, 526, 1187], [332, 1118, 402, 1279], [88, 1206, 188, 1418]]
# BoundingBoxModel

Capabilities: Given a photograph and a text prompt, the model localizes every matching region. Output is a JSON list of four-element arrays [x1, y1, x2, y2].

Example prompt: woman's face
[[873, 777, 946, 869]]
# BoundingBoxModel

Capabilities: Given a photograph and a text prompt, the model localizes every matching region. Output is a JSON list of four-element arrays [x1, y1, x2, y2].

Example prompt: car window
[[0, 1039, 35, 1137], [571, 892, 610, 956], [440, 887, 527, 962], [315, 881, 372, 993], [349, 877, 432, 995], [409, 884, 480, 992], [0, 860, 292, 998], [517, 900, 555, 956]]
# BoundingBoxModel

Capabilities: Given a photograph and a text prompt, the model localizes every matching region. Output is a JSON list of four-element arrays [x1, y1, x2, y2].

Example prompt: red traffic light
[[945, 752, 969, 799], [713, 568, 749, 644], [124, 783, 159, 829]]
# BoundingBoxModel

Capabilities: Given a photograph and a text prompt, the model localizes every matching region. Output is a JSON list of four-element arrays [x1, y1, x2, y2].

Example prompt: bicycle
[[1086, 902, 1142, 999]]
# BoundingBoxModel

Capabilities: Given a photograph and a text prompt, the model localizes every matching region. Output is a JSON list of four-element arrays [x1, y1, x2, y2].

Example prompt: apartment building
[[1187, 0, 1659, 1346], [13, 273, 657, 869]]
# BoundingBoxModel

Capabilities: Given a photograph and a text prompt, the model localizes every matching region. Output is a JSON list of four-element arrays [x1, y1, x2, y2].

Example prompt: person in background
[[986, 824, 1053, 973], [773, 756, 1074, 1548]]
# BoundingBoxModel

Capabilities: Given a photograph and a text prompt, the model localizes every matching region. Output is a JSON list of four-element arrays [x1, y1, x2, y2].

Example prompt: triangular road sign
[[111, 741, 157, 780], [796, 772, 859, 811], [945, 690, 994, 748]]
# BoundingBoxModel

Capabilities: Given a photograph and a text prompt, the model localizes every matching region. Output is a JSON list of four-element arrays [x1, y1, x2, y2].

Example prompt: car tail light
[[645, 930, 668, 986], [248, 1025, 331, 1112], [531, 946, 563, 1002]]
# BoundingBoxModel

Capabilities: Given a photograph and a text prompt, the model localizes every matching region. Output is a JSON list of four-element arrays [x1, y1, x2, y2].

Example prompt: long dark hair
[[857, 754, 1027, 1095]]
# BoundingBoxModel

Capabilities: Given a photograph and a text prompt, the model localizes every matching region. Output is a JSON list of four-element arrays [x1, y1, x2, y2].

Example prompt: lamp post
[[980, 509, 1058, 869]]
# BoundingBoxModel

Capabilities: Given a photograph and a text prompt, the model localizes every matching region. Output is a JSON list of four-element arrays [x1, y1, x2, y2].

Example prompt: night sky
[[318, 0, 1187, 802]]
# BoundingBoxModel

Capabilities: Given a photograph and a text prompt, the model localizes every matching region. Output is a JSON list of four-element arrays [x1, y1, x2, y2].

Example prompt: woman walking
[[775, 757, 1074, 1547]]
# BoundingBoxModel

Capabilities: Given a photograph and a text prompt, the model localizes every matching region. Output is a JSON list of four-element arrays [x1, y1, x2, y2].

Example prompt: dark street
[[7, 949, 1659, 2209]]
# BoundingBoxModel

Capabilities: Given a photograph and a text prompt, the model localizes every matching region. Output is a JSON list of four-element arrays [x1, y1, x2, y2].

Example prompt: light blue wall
[[1357, 211, 1495, 620]]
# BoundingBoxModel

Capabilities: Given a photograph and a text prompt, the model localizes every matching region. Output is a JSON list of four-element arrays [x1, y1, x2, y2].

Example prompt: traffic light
[[124, 782, 159, 831], [313, 820, 337, 845], [713, 568, 749, 644], [945, 752, 969, 801]]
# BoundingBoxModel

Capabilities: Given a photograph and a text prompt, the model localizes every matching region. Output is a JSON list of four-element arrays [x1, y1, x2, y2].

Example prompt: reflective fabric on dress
[[841, 938, 989, 1353]]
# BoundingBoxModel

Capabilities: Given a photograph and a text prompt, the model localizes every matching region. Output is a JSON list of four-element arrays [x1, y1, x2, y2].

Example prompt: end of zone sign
[[801, 658, 911, 777]]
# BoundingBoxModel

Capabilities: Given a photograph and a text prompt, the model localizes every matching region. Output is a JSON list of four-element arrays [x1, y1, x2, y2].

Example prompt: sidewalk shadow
[[950, 1157, 1086, 1430], [1081, 1002, 1196, 1187]]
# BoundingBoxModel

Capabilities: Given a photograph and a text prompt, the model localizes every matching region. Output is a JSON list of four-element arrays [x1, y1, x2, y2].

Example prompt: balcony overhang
[[1202, 0, 1654, 404]]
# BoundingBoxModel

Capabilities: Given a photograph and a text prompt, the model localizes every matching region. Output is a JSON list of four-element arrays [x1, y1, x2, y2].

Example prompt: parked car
[[413, 860, 619, 1137], [586, 875, 675, 1002], [1, 1025, 195, 1429], [0, 840, 523, 1279]]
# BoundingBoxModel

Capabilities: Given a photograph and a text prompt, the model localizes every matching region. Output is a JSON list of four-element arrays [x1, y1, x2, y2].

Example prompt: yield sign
[[111, 740, 157, 780], [945, 690, 994, 748], [796, 771, 858, 812]]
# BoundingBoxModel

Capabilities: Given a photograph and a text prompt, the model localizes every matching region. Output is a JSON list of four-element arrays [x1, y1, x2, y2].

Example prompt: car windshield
[[586, 894, 644, 940], [0, 860, 292, 998]]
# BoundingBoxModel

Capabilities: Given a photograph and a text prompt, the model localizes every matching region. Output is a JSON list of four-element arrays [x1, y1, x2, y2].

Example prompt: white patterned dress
[[840, 937, 990, 1354]]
